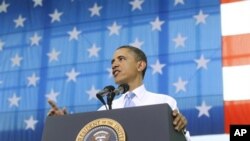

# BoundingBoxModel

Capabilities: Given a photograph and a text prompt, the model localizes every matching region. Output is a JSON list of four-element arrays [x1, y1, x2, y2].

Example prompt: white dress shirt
[[99, 84, 177, 110], [98, 84, 191, 141]]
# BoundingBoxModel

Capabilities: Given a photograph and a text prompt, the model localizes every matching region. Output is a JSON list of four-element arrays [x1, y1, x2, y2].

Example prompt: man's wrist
[[182, 128, 187, 134]]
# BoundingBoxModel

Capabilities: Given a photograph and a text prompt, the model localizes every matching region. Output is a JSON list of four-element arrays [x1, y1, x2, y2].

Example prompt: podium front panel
[[42, 104, 186, 141]]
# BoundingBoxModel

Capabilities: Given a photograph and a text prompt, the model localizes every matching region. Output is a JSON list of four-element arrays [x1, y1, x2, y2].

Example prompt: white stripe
[[221, 1, 250, 36], [223, 65, 250, 101], [191, 134, 229, 141]]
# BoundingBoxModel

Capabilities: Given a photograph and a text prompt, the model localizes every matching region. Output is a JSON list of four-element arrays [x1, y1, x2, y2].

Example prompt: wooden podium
[[42, 104, 186, 141]]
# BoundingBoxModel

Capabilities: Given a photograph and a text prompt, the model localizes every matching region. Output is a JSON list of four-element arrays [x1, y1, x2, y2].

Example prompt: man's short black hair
[[117, 45, 147, 79]]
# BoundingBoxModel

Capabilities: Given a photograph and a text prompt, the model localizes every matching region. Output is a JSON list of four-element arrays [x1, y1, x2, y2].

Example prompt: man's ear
[[137, 61, 146, 72]]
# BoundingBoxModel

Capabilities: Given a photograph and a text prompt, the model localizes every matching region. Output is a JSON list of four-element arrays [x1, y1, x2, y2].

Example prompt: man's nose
[[112, 61, 119, 69]]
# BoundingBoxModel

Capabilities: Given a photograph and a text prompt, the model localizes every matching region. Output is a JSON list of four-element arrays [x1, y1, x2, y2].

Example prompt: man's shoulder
[[145, 91, 177, 109], [147, 91, 175, 100]]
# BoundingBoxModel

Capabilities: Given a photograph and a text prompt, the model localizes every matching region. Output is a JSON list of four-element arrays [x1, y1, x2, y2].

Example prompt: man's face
[[111, 48, 139, 84]]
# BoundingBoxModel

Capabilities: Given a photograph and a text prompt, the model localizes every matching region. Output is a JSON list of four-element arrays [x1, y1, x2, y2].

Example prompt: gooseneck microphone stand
[[107, 92, 115, 110]]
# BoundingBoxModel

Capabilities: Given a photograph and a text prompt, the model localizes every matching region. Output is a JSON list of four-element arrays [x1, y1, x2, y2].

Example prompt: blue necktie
[[124, 93, 135, 108]]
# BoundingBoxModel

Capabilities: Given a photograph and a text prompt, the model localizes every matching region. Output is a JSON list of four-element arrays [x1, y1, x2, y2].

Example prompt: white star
[[173, 77, 188, 93], [27, 73, 40, 87], [150, 59, 166, 75], [65, 68, 80, 82], [30, 33, 42, 46], [150, 16, 165, 31], [88, 3, 102, 17], [0, 39, 5, 51], [86, 85, 100, 100], [195, 101, 212, 117], [33, 0, 43, 7], [129, 0, 144, 11], [106, 68, 113, 78], [13, 15, 26, 28], [47, 48, 61, 62], [174, 0, 184, 6], [24, 116, 38, 130], [172, 33, 187, 48], [49, 9, 63, 23], [8, 93, 21, 108], [11, 53, 23, 67], [46, 89, 59, 103], [87, 44, 101, 58], [194, 54, 210, 69], [67, 27, 82, 41], [107, 21, 122, 36], [0, 1, 10, 13], [130, 38, 144, 49], [193, 10, 209, 25]]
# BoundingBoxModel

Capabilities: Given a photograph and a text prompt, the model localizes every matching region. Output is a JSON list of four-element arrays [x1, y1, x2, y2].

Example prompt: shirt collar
[[124, 84, 146, 100]]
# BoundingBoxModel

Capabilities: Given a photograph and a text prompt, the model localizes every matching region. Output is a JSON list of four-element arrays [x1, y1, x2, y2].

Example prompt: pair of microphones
[[96, 84, 129, 110]]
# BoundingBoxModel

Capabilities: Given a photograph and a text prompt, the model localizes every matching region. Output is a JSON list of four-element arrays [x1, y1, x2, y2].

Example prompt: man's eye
[[119, 58, 124, 61]]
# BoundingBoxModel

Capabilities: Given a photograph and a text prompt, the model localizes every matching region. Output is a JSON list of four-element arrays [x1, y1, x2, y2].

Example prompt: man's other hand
[[172, 109, 187, 132]]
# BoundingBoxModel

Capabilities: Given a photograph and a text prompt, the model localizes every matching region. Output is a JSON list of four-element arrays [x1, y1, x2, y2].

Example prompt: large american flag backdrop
[[0, 0, 249, 140]]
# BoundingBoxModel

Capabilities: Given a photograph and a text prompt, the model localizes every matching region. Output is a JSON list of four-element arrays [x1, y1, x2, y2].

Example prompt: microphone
[[96, 85, 115, 97], [113, 84, 129, 95], [96, 85, 115, 109], [106, 84, 129, 110]]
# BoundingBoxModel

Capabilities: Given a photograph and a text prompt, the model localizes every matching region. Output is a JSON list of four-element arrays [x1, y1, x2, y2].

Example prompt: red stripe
[[224, 100, 250, 133], [221, 0, 244, 4], [222, 33, 250, 67]]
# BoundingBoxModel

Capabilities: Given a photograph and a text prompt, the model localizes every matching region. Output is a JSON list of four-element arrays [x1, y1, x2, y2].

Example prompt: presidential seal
[[75, 118, 126, 141]]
